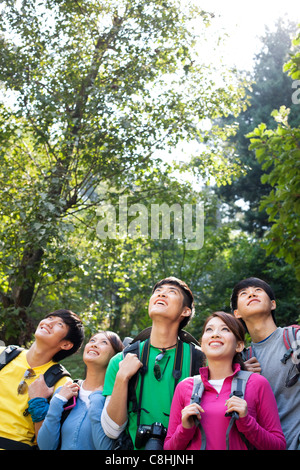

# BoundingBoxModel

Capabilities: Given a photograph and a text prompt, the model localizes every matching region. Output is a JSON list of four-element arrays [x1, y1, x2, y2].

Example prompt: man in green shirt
[[101, 277, 204, 450]]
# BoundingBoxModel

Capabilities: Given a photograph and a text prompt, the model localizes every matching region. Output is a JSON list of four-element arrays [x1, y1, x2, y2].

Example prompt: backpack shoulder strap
[[191, 370, 252, 408], [190, 375, 206, 450], [0, 345, 23, 371], [172, 331, 203, 384], [123, 340, 141, 412], [179, 329, 200, 347], [57, 379, 81, 449], [130, 327, 152, 344], [173, 340, 183, 385], [123, 329, 204, 409], [0, 346, 71, 387], [172, 339, 200, 386], [226, 370, 253, 450], [123, 341, 140, 356], [190, 374, 205, 405], [121, 326, 150, 404], [241, 345, 253, 362], [230, 370, 253, 399], [43, 363, 71, 388], [190, 370, 253, 451]]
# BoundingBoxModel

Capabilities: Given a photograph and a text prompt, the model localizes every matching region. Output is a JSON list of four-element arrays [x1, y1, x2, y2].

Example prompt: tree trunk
[[0, 247, 44, 345], [0, 22, 125, 346]]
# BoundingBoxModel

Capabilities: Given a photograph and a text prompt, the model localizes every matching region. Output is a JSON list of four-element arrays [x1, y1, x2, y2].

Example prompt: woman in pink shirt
[[164, 311, 286, 450]]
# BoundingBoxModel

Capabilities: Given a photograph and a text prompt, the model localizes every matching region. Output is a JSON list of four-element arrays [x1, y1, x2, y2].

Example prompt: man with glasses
[[231, 277, 300, 450], [101, 277, 205, 450], [0, 309, 84, 450]]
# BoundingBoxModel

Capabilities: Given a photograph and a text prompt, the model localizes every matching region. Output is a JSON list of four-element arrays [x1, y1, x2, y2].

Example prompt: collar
[[199, 362, 241, 383]]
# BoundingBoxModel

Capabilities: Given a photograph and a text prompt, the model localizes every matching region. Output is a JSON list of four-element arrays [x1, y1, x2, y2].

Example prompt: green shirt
[[103, 340, 192, 449]]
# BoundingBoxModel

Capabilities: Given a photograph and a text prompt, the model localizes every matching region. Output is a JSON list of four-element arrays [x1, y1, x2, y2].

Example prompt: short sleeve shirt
[[0, 347, 71, 447]]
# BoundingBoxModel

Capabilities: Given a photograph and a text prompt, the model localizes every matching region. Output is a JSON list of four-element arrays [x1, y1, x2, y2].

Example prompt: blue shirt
[[37, 388, 113, 450]]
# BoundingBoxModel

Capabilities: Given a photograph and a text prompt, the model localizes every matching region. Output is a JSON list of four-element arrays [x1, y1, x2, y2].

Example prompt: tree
[[247, 28, 300, 280], [215, 20, 300, 236], [247, 107, 300, 280], [0, 0, 246, 344]]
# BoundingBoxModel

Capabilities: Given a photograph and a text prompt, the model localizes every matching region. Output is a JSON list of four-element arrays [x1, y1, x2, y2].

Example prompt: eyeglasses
[[153, 352, 170, 381], [285, 364, 300, 388], [17, 368, 36, 395]]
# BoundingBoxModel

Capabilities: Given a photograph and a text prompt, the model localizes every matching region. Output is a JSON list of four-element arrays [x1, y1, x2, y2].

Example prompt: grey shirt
[[250, 327, 300, 450]]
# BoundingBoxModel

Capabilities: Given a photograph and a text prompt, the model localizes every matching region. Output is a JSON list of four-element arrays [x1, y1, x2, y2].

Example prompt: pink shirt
[[164, 364, 286, 450]]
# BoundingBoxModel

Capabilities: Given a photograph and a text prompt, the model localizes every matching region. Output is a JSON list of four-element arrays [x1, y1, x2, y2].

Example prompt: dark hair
[[44, 309, 85, 362], [93, 330, 124, 355], [201, 311, 246, 370], [230, 277, 276, 324], [152, 276, 194, 331]]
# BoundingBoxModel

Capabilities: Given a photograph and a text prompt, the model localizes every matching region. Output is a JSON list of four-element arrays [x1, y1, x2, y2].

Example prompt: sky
[[170, 0, 300, 187], [197, 0, 300, 71]]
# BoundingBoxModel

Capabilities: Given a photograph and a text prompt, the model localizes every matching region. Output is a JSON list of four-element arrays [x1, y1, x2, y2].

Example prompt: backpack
[[0, 344, 71, 450], [0, 345, 71, 387], [112, 327, 205, 450], [190, 369, 253, 450], [123, 327, 205, 411], [281, 325, 300, 370], [243, 325, 300, 376], [123, 326, 204, 375]]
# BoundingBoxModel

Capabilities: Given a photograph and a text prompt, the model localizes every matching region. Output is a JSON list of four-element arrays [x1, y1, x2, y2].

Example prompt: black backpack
[[0, 345, 71, 388], [123, 327, 205, 411], [112, 327, 205, 450]]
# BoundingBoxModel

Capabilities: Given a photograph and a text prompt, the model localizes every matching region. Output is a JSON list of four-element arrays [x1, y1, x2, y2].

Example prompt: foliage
[[247, 108, 300, 280], [0, 0, 249, 344], [215, 20, 300, 236], [247, 27, 300, 280], [284, 27, 300, 80], [0, 2, 298, 352]]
